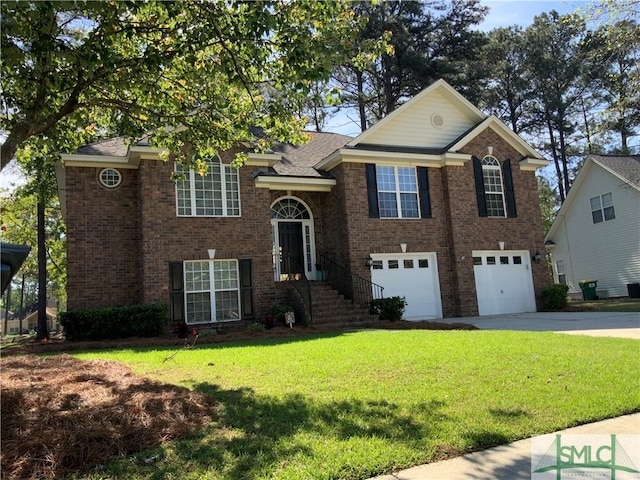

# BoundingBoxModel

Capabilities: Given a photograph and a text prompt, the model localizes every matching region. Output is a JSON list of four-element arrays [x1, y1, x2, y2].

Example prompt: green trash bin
[[579, 280, 598, 300]]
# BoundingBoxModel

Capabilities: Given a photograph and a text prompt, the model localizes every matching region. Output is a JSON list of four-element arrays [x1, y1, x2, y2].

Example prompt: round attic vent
[[431, 113, 444, 128]]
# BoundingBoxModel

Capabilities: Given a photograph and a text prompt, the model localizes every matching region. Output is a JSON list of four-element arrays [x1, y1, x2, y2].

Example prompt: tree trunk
[[356, 69, 368, 132], [546, 117, 565, 203], [3, 282, 10, 336], [558, 127, 571, 197], [36, 199, 49, 341], [580, 97, 593, 154]]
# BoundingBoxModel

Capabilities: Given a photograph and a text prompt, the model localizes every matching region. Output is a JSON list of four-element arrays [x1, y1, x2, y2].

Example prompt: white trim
[[183, 259, 241, 324], [449, 116, 547, 166], [59, 154, 140, 169], [99, 168, 122, 188], [245, 153, 282, 166], [316, 148, 470, 171], [255, 176, 336, 192], [519, 158, 549, 171], [60, 145, 169, 169], [270, 196, 316, 281]]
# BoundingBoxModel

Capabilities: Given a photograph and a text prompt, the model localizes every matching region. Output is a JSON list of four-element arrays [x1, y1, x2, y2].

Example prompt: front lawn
[[567, 297, 640, 312], [65, 329, 640, 480]]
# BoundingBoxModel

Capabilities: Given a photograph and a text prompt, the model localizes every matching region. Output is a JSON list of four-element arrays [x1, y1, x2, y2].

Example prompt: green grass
[[567, 297, 640, 312], [70, 330, 640, 480]]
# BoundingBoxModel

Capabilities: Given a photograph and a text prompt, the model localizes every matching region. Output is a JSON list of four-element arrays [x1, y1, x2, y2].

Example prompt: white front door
[[370, 252, 443, 320], [472, 250, 536, 316]]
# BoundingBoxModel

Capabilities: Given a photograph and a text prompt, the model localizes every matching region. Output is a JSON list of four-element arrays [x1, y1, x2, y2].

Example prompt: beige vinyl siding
[[552, 164, 640, 297], [364, 91, 476, 148]]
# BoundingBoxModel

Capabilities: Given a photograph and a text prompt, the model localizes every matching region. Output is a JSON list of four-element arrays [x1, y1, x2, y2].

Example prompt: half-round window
[[271, 198, 310, 219], [99, 168, 122, 188]]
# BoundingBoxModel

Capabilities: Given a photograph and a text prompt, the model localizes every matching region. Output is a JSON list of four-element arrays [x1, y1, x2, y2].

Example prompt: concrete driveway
[[439, 311, 640, 339]]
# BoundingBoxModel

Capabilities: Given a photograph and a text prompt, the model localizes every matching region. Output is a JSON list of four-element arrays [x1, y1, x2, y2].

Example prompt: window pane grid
[[213, 260, 238, 290], [215, 291, 240, 321], [184, 260, 240, 323], [590, 193, 615, 223], [482, 156, 506, 218], [377, 166, 419, 218], [185, 261, 210, 292], [186, 292, 212, 323], [176, 158, 240, 217]]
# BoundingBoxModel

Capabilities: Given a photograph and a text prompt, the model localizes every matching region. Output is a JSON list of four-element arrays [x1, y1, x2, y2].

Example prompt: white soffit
[[254, 176, 336, 192]]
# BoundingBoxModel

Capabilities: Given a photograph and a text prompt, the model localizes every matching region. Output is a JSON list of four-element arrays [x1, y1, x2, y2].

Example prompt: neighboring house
[[545, 154, 640, 298], [56, 79, 551, 326]]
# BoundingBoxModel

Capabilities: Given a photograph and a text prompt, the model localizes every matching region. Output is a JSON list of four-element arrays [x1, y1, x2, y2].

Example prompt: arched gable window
[[175, 156, 240, 217], [472, 156, 517, 218], [481, 156, 506, 217]]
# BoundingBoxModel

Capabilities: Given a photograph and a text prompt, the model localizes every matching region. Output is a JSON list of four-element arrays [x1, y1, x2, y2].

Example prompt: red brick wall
[[330, 127, 551, 317], [135, 150, 276, 320], [64, 126, 550, 320], [64, 152, 279, 320], [65, 167, 142, 310]]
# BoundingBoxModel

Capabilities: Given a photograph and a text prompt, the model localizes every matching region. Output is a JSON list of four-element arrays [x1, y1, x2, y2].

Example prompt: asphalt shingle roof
[[72, 131, 352, 178], [591, 154, 640, 188], [271, 131, 352, 177]]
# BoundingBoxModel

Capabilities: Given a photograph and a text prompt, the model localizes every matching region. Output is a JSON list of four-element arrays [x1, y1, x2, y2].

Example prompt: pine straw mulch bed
[[0, 354, 214, 480], [0, 321, 477, 479]]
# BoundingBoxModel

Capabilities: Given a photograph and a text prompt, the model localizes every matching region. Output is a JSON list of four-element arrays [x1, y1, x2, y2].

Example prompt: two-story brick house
[[56, 80, 550, 326]]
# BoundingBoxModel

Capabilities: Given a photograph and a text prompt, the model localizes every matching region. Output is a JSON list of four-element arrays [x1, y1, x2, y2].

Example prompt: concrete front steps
[[288, 281, 380, 328]]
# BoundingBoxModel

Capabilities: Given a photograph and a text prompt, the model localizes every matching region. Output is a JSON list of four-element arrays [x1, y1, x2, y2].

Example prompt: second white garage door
[[370, 253, 443, 320], [472, 250, 536, 316]]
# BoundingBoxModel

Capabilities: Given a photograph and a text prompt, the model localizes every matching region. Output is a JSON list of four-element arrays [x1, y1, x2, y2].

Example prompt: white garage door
[[472, 250, 536, 316], [370, 253, 443, 320]]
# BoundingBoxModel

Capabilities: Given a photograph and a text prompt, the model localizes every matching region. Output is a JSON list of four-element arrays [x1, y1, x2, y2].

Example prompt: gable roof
[[545, 154, 640, 241], [448, 115, 545, 165], [316, 80, 548, 171], [348, 79, 485, 148], [591, 154, 640, 187]]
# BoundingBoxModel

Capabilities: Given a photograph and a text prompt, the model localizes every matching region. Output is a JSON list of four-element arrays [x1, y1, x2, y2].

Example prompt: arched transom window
[[271, 198, 310, 219]]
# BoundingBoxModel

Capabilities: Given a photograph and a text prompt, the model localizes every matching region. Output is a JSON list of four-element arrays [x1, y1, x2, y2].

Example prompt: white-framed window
[[555, 260, 566, 285], [176, 156, 240, 217], [482, 156, 506, 217], [184, 259, 240, 323], [590, 193, 615, 224], [376, 165, 420, 218], [99, 168, 122, 188]]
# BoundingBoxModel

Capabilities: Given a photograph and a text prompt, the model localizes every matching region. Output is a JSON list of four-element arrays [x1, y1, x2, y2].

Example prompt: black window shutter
[[169, 261, 184, 322], [417, 166, 432, 218], [239, 259, 254, 319], [472, 156, 488, 217], [502, 159, 517, 218], [365, 164, 379, 218]]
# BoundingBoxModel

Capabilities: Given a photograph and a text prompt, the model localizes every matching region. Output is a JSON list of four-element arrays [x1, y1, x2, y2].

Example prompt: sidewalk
[[368, 413, 640, 480]]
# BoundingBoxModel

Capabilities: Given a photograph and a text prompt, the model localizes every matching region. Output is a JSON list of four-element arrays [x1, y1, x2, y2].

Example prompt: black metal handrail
[[281, 255, 313, 323], [318, 253, 384, 309]]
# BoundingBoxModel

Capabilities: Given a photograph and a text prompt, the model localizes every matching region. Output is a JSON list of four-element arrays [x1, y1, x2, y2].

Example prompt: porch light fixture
[[532, 250, 542, 263], [365, 255, 374, 268]]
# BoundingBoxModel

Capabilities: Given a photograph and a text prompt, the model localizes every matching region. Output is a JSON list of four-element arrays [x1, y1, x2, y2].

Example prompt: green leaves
[[1, 0, 357, 171]]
